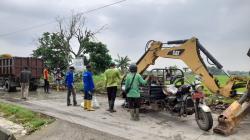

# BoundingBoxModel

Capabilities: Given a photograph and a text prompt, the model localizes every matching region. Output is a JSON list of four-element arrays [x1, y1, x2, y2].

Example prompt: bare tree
[[56, 12, 106, 58]]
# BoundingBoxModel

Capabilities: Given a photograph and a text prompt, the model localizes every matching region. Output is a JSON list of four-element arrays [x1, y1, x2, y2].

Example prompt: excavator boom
[[137, 37, 231, 96]]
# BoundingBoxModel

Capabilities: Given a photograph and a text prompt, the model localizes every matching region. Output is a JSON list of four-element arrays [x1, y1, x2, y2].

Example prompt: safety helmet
[[129, 63, 137, 73], [110, 62, 116, 67], [86, 64, 91, 69]]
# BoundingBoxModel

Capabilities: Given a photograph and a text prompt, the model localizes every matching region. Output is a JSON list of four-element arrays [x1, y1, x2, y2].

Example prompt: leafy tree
[[33, 32, 71, 71], [114, 54, 131, 74], [227, 70, 249, 76], [85, 42, 112, 74], [207, 66, 224, 75]]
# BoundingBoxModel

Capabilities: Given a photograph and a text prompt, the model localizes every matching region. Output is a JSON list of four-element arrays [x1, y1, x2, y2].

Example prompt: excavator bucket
[[213, 101, 250, 135], [214, 81, 250, 135], [213, 101, 241, 135]]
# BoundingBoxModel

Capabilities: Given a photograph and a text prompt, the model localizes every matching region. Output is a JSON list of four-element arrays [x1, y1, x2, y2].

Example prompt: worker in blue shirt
[[82, 65, 95, 111], [65, 66, 77, 106]]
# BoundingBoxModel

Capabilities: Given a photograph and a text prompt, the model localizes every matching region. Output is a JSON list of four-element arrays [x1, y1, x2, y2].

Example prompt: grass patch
[[74, 74, 106, 94], [177, 74, 248, 105], [215, 75, 230, 86], [0, 102, 54, 133], [75, 73, 123, 95], [93, 74, 106, 94], [204, 75, 249, 105]]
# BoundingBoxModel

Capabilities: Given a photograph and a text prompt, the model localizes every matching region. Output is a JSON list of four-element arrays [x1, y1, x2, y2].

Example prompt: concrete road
[[1, 89, 250, 140], [20, 119, 126, 140]]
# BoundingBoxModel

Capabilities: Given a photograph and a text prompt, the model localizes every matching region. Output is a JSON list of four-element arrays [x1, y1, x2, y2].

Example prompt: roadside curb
[[0, 126, 16, 140]]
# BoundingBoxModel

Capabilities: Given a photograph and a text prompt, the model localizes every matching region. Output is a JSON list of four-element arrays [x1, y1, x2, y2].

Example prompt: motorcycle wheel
[[195, 108, 213, 131]]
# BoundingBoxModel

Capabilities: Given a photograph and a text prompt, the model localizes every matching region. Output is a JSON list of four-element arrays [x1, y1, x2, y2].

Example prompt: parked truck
[[0, 57, 44, 92]]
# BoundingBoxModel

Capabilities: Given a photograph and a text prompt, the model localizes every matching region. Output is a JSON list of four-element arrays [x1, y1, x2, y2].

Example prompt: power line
[[0, 21, 56, 37], [0, 0, 127, 38], [78, 0, 127, 15]]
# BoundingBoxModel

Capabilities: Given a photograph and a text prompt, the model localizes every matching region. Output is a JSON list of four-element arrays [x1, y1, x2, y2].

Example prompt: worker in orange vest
[[43, 66, 50, 93]]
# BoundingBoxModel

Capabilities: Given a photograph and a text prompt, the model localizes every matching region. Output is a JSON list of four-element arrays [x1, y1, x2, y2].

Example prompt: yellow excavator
[[135, 37, 250, 135]]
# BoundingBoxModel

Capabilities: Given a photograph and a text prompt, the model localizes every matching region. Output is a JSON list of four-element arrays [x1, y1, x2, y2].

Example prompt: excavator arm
[[136, 37, 250, 135], [137, 37, 225, 95]]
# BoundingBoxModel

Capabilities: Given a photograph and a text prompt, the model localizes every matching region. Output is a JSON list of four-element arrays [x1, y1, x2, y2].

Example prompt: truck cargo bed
[[0, 57, 44, 91], [0, 57, 43, 78]]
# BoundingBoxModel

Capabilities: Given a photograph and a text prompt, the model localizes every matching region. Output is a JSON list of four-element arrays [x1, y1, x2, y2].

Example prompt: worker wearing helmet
[[125, 63, 149, 121], [65, 66, 77, 106], [104, 62, 121, 113], [82, 64, 95, 111]]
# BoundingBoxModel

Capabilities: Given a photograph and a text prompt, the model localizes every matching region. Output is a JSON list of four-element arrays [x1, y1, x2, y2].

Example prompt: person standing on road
[[43, 66, 50, 93], [55, 68, 62, 92], [82, 65, 95, 111], [125, 63, 149, 121], [65, 66, 77, 106], [20, 67, 31, 100], [104, 62, 121, 113]]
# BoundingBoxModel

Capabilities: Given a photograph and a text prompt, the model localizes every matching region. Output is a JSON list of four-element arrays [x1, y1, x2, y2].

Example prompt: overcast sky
[[0, 0, 249, 71]]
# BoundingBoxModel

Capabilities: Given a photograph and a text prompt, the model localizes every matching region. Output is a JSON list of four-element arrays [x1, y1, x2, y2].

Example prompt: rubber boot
[[67, 98, 71, 106], [106, 101, 111, 111], [87, 100, 95, 111], [110, 100, 116, 113], [84, 100, 87, 110], [130, 109, 135, 121], [134, 108, 140, 121]]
